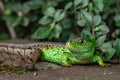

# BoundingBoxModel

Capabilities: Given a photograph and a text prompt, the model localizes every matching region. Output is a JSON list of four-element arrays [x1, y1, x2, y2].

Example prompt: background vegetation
[[0, 0, 120, 61]]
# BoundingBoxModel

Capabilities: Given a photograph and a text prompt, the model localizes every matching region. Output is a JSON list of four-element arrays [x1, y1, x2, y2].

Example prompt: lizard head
[[66, 38, 94, 53]]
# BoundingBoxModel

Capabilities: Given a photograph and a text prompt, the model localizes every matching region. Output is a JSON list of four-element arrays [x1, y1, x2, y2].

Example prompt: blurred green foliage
[[0, 0, 120, 60]]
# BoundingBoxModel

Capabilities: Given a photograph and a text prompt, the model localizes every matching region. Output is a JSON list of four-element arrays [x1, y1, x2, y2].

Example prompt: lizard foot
[[99, 63, 110, 67]]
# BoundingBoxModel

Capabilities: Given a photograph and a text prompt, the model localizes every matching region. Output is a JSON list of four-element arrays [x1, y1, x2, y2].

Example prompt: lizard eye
[[81, 40, 84, 43]]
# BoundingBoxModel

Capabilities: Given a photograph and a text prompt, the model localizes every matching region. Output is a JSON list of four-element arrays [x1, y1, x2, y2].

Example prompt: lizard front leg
[[92, 55, 110, 66], [61, 52, 79, 66], [61, 52, 72, 66]]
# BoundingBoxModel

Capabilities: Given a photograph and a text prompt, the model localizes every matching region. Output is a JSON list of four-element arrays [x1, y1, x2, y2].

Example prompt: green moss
[[0, 65, 26, 74]]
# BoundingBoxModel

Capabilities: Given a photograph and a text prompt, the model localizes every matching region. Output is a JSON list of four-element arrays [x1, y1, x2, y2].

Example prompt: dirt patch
[[0, 64, 120, 80]]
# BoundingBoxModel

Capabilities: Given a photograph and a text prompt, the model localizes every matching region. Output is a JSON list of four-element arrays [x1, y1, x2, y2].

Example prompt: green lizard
[[39, 38, 108, 66], [39, 46, 79, 66]]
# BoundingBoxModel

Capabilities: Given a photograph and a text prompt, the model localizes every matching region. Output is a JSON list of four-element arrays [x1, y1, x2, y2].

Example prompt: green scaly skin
[[40, 46, 79, 66], [40, 38, 108, 66], [66, 38, 108, 66]]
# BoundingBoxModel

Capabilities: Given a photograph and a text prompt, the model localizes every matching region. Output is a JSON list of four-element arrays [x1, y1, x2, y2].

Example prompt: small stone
[[35, 62, 62, 71], [33, 72, 37, 76], [103, 72, 106, 75]]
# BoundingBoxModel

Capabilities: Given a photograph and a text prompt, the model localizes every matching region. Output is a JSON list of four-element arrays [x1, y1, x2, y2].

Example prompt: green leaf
[[113, 29, 120, 36], [35, 27, 51, 39], [82, 0, 89, 8], [81, 27, 92, 38], [74, 0, 82, 7], [4, 16, 21, 27], [114, 15, 120, 21], [5, 9, 12, 15], [99, 42, 112, 52], [23, 17, 29, 26], [93, 0, 104, 11], [39, 16, 52, 25], [10, 3, 22, 13], [93, 15, 101, 26], [53, 24, 62, 38], [115, 21, 120, 27], [97, 25, 109, 33], [45, 7, 56, 17], [99, 42, 115, 61], [104, 0, 115, 5], [12, 17, 21, 27], [54, 10, 65, 21], [96, 35, 106, 47], [77, 19, 86, 26], [114, 39, 120, 57], [82, 11, 92, 26], [27, 0, 43, 9], [65, 2, 73, 10], [61, 31, 76, 42], [50, 22, 56, 30], [114, 15, 120, 27], [29, 15, 37, 22], [105, 48, 115, 61], [88, 2, 93, 12], [22, 3, 30, 13], [61, 18, 72, 29], [0, 32, 10, 40]]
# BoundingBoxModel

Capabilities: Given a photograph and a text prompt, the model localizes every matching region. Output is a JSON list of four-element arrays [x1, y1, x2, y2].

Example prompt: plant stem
[[92, 26, 95, 37], [0, 0, 16, 39], [6, 22, 16, 39], [73, 1, 80, 35]]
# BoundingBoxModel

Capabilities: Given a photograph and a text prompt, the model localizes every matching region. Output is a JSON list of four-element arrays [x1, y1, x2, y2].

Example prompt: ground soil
[[0, 64, 120, 80]]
